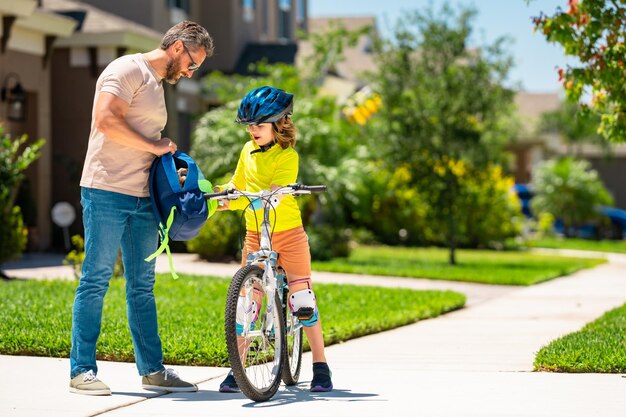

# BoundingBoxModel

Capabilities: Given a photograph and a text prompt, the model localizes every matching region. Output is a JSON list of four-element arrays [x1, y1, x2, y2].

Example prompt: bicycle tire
[[225, 265, 285, 402], [281, 287, 303, 385]]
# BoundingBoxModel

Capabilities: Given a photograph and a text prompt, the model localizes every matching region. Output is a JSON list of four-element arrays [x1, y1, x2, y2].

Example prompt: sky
[[308, 0, 573, 93]]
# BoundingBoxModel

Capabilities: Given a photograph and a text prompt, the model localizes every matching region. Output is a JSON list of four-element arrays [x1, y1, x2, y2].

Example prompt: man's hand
[[153, 137, 177, 155]]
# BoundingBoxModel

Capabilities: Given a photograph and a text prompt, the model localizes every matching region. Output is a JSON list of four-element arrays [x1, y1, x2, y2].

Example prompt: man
[[69, 21, 213, 396]]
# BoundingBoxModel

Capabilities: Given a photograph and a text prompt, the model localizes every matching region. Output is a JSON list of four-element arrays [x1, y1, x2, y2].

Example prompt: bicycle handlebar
[[204, 184, 327, 201]]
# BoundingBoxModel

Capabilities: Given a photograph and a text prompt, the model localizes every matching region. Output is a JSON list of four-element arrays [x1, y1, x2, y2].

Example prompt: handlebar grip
[[301, 185, 327, 193], [204, 189, 230, 200]]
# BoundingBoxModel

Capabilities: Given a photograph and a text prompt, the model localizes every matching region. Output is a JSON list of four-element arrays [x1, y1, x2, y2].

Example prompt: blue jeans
[[70, 187, 163, 378]]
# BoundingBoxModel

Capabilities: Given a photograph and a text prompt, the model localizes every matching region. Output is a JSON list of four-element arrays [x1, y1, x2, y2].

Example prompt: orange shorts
[[241, 226, 311, 280]]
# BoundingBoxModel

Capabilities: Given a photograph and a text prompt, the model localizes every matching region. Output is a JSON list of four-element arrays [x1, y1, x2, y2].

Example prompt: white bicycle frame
[[207, 185, 324, 337]]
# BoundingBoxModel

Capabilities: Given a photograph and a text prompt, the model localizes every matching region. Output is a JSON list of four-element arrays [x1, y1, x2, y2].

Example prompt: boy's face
[[247, 123, 274, 147]]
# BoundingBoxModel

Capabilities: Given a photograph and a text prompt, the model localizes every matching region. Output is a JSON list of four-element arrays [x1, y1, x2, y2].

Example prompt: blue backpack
[[145, 151, 216, 278]]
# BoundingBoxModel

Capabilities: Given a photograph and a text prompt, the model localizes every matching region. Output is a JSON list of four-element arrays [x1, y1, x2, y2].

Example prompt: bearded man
[[69, 21, 213, 396]]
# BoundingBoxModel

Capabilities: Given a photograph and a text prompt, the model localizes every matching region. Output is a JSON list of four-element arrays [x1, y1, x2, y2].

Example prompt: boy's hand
[[217, 200, 229, 211]]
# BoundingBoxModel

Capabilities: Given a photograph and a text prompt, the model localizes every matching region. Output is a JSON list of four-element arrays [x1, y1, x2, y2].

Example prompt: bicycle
[[205, 183, 327, 402]]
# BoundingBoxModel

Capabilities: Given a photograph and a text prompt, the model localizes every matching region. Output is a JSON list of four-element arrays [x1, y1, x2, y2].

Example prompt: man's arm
[[94, 92, 176, 155]]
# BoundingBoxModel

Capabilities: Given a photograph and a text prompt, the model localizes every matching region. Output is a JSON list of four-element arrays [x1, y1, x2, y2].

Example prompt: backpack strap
[[148, 155, 165, 230], [145, 205, 179, 279], [146, 152, 181, 279], [161, 152, 184, 193], [174, 151, 200, 191]]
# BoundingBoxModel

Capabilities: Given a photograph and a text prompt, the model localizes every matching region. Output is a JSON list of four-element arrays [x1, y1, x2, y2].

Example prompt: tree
[[532, 0, 626, 142], [368, 4, 518, 264], [530, 157, 613, 237], [0, 127, 44, 275]]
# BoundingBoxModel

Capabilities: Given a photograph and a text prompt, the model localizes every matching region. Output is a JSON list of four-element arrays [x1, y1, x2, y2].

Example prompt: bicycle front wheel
[[224, 265, 285, 402]]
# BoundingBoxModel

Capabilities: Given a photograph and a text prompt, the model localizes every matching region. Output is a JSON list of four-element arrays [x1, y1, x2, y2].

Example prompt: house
[[508, 92, 562, 184], [510, 92, 626, 209], [2, 0, 309, 251], [1, 0, 77, 250], [297, 16, 377, 102]]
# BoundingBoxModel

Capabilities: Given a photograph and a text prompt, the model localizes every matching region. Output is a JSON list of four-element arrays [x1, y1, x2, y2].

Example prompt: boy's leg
[[274, 227, 333, 391]]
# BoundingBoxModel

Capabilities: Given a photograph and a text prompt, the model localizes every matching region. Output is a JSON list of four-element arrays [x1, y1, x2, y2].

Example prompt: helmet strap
[[250, 140, 277, 155]]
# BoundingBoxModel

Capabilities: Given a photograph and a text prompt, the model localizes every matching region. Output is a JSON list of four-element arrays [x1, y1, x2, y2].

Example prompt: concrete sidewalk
[[1, 253, 626, 416]]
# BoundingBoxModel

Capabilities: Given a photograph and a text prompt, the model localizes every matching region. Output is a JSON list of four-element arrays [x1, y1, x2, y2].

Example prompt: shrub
[[0, 128, 44, 265], [531, 157, 613, 237], [187, 210, 242, 262], [454, 164, 523, 248], [307, 225, 351, 261]]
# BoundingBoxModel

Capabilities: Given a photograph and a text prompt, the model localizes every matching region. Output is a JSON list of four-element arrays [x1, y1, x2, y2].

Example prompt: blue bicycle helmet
[[235, 86, 293, 125]]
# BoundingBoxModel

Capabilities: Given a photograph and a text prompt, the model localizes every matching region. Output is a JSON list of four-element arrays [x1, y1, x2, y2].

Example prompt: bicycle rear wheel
[[281, 296, 303, 385], [224, 265, 285, 402]]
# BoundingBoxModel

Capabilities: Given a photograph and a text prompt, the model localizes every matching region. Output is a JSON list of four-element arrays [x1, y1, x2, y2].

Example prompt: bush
[[454, 164, 523, 248], [0, 128, 44, 265], [531, 157, 613, 237], [345, 162, 430, 246], [187, 210, 242, 262], [0, 206, 27, 265], [307, 225, 351, 261]]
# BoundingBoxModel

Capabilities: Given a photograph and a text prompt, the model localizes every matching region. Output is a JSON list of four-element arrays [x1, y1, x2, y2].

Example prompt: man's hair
[[160, 20, 214, 57], [272, 116, 297, 149]]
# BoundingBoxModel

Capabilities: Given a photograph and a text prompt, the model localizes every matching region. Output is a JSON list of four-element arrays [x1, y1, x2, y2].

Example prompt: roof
[[514, 92, 561, 136], [514, 92, 561, 121], [41, 0, 162, 50]]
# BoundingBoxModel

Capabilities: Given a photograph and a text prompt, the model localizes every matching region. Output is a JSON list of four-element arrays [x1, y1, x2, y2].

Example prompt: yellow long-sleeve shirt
[[222, 141, 302, 233]]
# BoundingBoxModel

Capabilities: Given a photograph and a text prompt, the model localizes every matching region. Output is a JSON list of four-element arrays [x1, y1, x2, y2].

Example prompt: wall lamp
[[1, 73, 27, 122]]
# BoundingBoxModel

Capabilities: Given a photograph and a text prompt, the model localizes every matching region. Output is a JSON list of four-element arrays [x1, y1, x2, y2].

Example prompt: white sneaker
[[69, 370, 111, 396]]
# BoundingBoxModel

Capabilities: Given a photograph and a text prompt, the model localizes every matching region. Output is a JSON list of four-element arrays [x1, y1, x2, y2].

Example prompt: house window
[[166, 0, 190, 13], [261, 0, 268, 35], [242, 0, 255, 22], [296, 0, 306, 31], [278, 0, 292, 40]]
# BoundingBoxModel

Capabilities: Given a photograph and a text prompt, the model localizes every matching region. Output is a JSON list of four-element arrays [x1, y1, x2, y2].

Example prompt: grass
[[0, 274, 465, 366], [529, 237, 626, 254], [534, 303, 626, 373], [312, 246, 605, 286]]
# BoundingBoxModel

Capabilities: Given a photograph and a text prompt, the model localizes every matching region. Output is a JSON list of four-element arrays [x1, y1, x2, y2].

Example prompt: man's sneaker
[[141, 368, 198, 392], [69, 370, 111, 396], [310, 362, 333, 392], [219, 371, 240, 393]]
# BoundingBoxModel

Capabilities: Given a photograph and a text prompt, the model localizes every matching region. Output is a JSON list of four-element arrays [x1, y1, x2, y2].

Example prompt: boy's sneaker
[[141, 368, 198, 392], [310, 362, 333, 392], [219, 371, 240, 393], [69, 370, 111, 396]]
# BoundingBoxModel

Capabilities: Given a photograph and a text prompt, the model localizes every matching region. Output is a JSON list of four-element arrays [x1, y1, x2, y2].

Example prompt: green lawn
[[0, 274, 465, 366], [534, 303, 626, 373], [312, 246, 605, 286], [530, 237, 626, 254]]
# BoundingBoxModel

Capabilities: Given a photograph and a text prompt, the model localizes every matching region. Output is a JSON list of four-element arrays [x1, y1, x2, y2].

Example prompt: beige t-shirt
[[80, 53, 167, 197]]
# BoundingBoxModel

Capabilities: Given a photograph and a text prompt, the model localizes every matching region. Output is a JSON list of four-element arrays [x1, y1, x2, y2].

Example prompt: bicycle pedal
[[293, 307, 314, 319]]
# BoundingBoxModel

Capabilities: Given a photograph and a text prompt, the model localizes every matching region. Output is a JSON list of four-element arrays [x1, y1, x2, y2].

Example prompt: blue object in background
[[512, 184, 626, 239], [513, 183, 534, 218]]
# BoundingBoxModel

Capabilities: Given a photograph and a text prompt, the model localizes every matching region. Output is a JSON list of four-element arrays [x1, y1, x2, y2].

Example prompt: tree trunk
[[448, 209, 457, 265]]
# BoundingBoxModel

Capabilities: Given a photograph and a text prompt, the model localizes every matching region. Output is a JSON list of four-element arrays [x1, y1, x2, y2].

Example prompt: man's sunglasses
[[182, 42, 200, 71]]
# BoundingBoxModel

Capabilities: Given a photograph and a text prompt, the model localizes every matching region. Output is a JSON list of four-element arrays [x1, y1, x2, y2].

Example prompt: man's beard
[[164, 57, 182, 85]]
